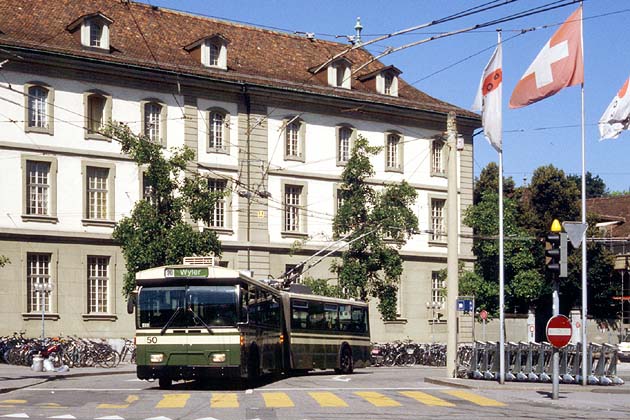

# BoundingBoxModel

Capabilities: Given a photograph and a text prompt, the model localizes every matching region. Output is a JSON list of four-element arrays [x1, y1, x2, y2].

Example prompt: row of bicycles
[[370, 340, 447, 367], [0, 332, 136, 369]]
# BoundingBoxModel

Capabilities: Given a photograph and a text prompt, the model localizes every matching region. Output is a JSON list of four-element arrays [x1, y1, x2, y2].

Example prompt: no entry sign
[[546, 314, 573, 348]]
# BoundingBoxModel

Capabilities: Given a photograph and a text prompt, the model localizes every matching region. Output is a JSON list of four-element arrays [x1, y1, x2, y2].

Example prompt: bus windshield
[[137, 285, 238, 329]]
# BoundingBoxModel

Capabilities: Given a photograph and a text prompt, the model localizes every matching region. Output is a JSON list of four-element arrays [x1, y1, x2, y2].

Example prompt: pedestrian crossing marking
[[155, 394, 190, 408], [210, 393, 238, 408], [261, 392, 294, 408], [354, 391, 401, 407], [399, 391, 455, 407], [97, 395, 139, 409], [308, 391, 348, 407], [442, 390, 506, 407]]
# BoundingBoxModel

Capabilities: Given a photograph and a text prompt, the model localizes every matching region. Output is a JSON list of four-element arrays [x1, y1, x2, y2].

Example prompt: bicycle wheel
[[99, 350, 119, 368]]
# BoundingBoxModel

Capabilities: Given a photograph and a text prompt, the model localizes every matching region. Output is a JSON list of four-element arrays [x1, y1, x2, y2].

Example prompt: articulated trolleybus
[[128, 257, 370, 388]]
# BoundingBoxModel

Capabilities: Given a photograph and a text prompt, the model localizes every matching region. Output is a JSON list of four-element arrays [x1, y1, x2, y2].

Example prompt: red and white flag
[[472, 41, 502, 152], [599, 76, 630, 140], [509, 7, 583, 109]]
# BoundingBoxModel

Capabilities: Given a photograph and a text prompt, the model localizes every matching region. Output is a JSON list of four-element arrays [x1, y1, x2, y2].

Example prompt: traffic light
[[545, 232, 567, 277]]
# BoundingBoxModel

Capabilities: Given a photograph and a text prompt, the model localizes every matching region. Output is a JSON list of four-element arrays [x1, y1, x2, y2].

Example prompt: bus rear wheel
[[336, 346, 353, 374]]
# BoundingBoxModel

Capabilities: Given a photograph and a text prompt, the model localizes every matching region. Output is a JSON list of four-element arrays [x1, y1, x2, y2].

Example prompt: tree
[[567, 171, 607, 198], [473, 162, 515, 204], [105, 123, 222, 297], [528, 165, 580, 234], [332, 135, 419, 320], [0, 256, 9, 267]]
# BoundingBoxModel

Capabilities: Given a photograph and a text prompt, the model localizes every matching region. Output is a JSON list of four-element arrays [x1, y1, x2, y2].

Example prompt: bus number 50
[[146, 336, 157, 344]]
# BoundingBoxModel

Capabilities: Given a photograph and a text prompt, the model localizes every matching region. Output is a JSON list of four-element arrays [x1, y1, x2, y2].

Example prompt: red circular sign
[[480, 310, 488, 321], [546, 315, 573, 348]]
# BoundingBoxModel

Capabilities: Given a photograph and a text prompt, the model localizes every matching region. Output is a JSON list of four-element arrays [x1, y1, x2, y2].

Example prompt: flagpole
[[579, 2, 588, 387], [497, 30, 505, 386]]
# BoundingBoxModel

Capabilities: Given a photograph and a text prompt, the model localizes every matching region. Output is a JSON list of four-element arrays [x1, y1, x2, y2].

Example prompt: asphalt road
[[1, 365, 629, 419]]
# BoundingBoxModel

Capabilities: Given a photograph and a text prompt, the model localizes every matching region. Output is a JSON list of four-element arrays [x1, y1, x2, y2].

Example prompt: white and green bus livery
[[130, 259, 370, 388]]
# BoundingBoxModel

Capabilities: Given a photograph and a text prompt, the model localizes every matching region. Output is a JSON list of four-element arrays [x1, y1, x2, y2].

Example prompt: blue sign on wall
[[457, 299, 473, 312]]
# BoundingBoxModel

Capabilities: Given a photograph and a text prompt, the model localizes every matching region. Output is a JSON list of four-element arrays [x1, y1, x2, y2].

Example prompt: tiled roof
[[587, 196, 630, 237], [0, 0, 480, 122]]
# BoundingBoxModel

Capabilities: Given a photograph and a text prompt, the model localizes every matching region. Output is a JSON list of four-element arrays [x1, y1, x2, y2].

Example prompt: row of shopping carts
[[458, 341, 624, 385]]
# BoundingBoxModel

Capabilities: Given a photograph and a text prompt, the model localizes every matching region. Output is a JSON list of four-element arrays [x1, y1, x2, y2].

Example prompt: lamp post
[[33, 282, 53, 341]]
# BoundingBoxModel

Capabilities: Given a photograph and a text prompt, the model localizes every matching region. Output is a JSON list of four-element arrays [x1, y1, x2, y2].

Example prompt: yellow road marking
[[98, 395, 139, 409], [262, 392, 294, 408], [355, 391, 401, 407], [37, 402, 63, 408], [0, 399, 26, 407], [156, 393, 190, 408], [308, 391, 348, 407], [442, 390, 506, 407], [211, 393, 239, 408], [399, 391, 455, 407]]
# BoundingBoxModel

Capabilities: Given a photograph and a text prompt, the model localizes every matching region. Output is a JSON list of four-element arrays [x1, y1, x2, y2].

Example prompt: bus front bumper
[[137, 365, 241, 381]]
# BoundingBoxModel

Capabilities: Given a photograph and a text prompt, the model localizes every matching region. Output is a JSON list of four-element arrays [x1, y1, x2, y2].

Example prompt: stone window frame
[[206, 107, 231, 154], [206, 177, 233, 234], [283, 116, 306, 162], [83, 89, 113, 141], [336, 124, 357, 166], [140, 98, 168, 147], [431, 137, 447, 177], [384, 130, 404, 173], [23, 82, 54, 135], [428, 194, 447, 246], [21, 155, 58, 224], [281, 180, 308, 238], [81, 161, 116, 227], [82, 251, 117, 321]]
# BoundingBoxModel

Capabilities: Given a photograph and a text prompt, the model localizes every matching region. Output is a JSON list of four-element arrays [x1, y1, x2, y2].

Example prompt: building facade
[[0, 0, 480, 342]]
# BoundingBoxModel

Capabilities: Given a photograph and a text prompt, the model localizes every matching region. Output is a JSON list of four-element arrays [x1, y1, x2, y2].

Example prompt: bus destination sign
[[165, 267, 209, 278]]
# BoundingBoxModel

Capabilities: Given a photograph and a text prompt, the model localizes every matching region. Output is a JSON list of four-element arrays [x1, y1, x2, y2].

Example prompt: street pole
[[552, 274, 560, 400], [446, 111, 459, 378]]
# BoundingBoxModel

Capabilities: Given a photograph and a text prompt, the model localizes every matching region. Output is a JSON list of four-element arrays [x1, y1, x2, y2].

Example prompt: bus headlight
[[150, 353, 164, 363], [211, 353, 226, 363]]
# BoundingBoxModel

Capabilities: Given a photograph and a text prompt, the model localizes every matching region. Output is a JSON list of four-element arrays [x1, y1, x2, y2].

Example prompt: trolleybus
[[128, 258, 370, 388]]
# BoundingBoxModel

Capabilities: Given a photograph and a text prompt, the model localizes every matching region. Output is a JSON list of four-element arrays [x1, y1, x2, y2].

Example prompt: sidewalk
[[425, 361, 630, 393], [0, 362, 136, 394]]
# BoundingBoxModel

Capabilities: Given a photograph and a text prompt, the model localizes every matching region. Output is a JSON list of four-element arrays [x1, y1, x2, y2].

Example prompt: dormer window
[[357, 65, 402, 97], [328, 59, 352, 89], [67, 12, 113, 51], [185, 35, 229, 70]]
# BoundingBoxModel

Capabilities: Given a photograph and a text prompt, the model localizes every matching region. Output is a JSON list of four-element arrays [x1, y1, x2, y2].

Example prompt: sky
[[140, 0, 630, 193]]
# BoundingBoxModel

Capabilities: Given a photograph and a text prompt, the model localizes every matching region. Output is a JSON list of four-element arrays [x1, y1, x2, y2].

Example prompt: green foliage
[[463, 163, 617, 320], [473, 162, 515, 204], [567, 171, 608, 199], [0, 255, 9, 267], [332, 135, 419, 320], [105, 122, 222, 297], [302, 277, 342, 298]]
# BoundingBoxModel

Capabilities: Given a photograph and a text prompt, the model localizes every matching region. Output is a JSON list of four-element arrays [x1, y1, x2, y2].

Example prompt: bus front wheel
[[336, 346, 353, 374]]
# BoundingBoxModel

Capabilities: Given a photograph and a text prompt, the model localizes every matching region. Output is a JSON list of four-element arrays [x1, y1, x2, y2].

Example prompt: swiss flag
[[509, 7, 583, 109]]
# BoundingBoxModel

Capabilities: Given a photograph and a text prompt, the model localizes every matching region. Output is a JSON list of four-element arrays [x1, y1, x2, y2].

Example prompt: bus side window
[[324, 303, 339, 331], [339, 304, 352, 332], [291, 299, 309, 329], [351, 306, 367, 333]]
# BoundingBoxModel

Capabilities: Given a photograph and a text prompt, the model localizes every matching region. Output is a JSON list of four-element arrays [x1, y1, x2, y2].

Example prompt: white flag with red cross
[[599, 76, 630, 140]]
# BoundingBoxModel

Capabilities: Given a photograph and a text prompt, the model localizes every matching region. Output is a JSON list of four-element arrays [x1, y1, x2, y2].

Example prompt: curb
[[424, 376, 630, 393]]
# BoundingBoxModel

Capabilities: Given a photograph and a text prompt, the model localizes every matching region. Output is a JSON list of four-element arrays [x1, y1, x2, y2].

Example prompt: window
[[284, 184, 303, 233], [142, 101, 165, 145], [283, 117, 304, 161], [27, 253, 52, 313], [84, 91, 112, 140], [207, 109, 230, 152], [208, 179, 227, 228], [378, 70, 399, 96], [26, 161, 50, 216], [430, 198, 446, 242], [336, 125, 355, 165], [329, 59, 351, 89], [88, 256, 110, 313], [384, 73, 394, 95], [90, 21, 102, 47], [84, 165, 114, 222], [431, 271, 445, 308], [431, 139, 446, 176], [385, 132, 403, 172], [209, 43, 219, 66], [24, 83, 54, 134], [199, 36, 228, 69]]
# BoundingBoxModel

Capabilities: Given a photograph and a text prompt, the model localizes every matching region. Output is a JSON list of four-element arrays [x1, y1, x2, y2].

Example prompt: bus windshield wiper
[[187, 307, 214, 334], [160, 307, 182, 335]]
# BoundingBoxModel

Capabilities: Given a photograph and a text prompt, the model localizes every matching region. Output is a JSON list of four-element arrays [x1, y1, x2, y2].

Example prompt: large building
[[0, 0, 480, 342]]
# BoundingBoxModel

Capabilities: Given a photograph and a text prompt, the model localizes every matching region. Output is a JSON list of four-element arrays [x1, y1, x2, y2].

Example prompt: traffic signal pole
[[546, 219, 566, 400]]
